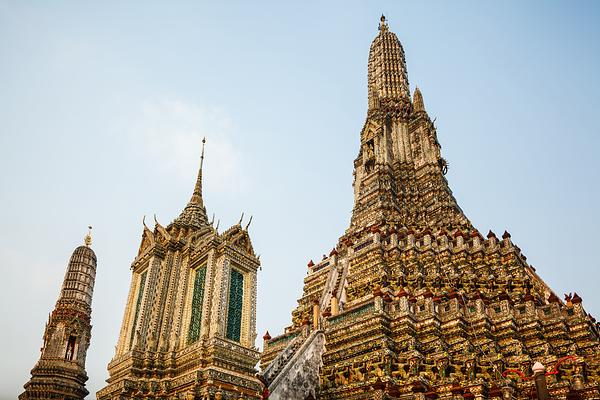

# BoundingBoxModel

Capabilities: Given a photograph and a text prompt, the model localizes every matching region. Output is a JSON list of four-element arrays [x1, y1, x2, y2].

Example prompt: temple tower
[[351, 15, 467, 230], [260, 16, 600, 400], [20, 230, 97, 400], [97, 139, 262, 400]]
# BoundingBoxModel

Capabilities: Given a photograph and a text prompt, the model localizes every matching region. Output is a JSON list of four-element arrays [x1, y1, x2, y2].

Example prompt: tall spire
[[172, 138, 209, 229], [190, 137, 206, 205], [367, 15, 410, 113], [20, 239, 97, 400], [351, 17, 469, 230]]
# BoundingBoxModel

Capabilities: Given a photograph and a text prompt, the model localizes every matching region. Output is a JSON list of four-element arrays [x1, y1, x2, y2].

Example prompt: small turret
[[413, 86, 425, 112], [20, 229, 97, 400]]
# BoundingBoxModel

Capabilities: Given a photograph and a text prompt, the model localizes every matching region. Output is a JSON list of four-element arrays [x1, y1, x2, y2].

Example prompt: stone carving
[[261, 15, 600, 400]]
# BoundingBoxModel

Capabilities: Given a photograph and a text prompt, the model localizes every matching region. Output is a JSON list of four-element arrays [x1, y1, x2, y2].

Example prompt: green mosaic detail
[[129, 270, 147, 347], [187, 266, 207, 344], [226, 268, 244, 342], [329, 302, 374, 325]]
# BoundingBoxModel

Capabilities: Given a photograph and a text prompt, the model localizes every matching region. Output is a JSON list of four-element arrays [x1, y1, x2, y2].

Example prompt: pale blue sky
[[1, 1, 599, 398]]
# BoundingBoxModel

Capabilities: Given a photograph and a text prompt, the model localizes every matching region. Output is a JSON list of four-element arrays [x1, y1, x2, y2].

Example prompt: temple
[[97, 139, 262, 399], [259, 16, 600, 400], [20, 230, 97, 400]]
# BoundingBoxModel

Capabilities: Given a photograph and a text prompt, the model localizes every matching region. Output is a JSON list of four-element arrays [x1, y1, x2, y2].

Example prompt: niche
[[364, 139, 375, 172], [65, 335, 77, 361]]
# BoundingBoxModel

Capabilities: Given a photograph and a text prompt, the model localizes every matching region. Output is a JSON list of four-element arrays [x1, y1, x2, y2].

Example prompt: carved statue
[[321, 369, 335, 388], [349, 362, 365, 382], [371, 355, 385, 378], [436, 358, 449, 380], [408, 357, 421, 377], [465, 358, 477, 381], [492, 357, 505, 381], [334, 367, 348, 386]]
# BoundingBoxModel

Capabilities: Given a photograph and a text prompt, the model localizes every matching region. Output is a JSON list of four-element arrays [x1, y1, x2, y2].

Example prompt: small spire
[[172, 138, 209, 229], [413, 86, 425, 112], [379, 14, 388, 31], [190, 137, 206, 205], [84, 226, 92, 247]]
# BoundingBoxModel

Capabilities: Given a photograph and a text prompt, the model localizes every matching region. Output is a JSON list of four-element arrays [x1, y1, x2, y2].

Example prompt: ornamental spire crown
[[367, 15, 410, 112], [173, 138, 209, 229], [190, 137, 206, 205]]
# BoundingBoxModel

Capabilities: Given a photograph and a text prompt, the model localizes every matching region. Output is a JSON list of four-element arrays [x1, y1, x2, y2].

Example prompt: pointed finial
[[201, 136, 206, 167], [413, 86, 425, 112], [238, 212, 244, 226], [190, 138, 206, 205], [142, 215, 149, 230], [84, 226, 92, 247], [216, 219, 220, 231], [245, 215, 253, 230], [210, 213, 215, 226], [379, 14, 388, 31]]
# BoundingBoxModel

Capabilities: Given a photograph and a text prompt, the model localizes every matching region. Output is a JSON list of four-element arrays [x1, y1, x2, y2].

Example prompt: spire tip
[[379, 14, 388, 31], [84, 226, 92, 247], [200, 137, 206, 169], [191, 138, 206, 205]]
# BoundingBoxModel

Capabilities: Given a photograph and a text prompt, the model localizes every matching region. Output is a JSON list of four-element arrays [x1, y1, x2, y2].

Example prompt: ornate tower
[[20, 230, 97, 400], [260, 16, 600, 400], [351, 15, 467, 230], [97, 140, 262, 400]]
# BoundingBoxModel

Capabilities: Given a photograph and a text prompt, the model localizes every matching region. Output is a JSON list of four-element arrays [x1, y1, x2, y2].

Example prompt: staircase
[[259, 329, 326, 400], [260, 262, 347, 399], [319, 261, 348, 312]]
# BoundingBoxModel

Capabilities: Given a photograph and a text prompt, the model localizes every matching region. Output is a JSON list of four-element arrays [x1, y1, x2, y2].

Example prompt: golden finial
[[84, 226, 93, 247], [200, 137, 206, 170], [191, 137, 206, 204], [379, 14, 388, 31]]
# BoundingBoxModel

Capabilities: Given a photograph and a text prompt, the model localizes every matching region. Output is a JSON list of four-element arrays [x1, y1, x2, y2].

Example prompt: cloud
[[130, 98, 247, 194]]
